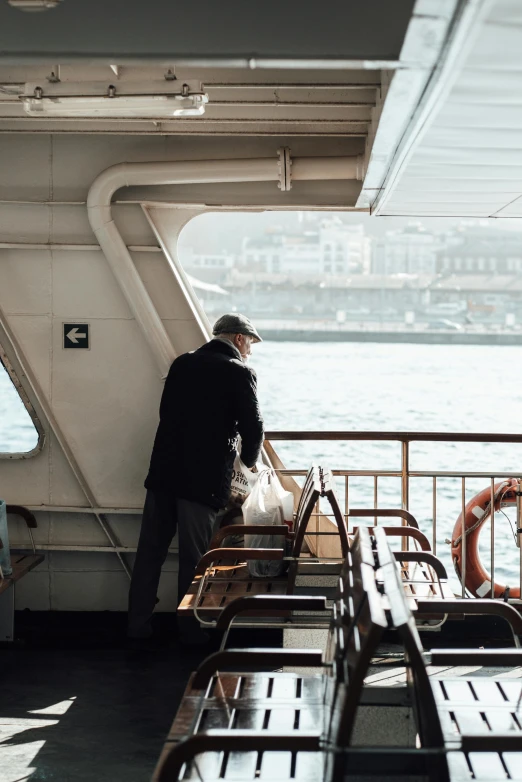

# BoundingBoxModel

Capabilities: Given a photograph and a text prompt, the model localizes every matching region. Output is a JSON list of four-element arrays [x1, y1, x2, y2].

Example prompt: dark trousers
[[128, 490, 217, 639]]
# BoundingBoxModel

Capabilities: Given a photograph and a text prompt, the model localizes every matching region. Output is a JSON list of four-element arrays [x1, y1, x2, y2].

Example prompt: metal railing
[[266, 431, 522, 602]]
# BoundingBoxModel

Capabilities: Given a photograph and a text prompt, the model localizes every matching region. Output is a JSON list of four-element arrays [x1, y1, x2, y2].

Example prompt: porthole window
[[0, 354, 42, 456]]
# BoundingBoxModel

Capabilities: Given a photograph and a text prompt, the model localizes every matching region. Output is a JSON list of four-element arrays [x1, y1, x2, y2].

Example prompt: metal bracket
[[277, 147, 292, 191]]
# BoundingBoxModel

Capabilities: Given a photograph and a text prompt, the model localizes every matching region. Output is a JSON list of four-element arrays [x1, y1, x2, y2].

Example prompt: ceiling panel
[[0, 0, 415, 62], [377, 0, 522, 218]]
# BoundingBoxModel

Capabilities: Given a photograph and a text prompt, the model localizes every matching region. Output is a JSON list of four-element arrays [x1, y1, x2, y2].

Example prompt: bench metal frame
[[0, 505, 43, 643]]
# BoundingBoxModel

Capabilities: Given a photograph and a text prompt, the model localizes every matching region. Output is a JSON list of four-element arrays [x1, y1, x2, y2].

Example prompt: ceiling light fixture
[[8, 0, 63, 10], [21, 81, 208, 118]]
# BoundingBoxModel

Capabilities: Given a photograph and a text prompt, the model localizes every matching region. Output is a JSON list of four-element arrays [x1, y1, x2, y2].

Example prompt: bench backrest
[[292, 466, 350, 561], [321, 469, 350, 557], [327, 527, 388, 748], [290, 465, 322, 557], [373, 527, 449, 779]]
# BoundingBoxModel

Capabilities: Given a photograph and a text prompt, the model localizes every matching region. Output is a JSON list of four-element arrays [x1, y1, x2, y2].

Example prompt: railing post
[[461, 477, 466, 599], [432, 476, 437, 555], [401, 440, 409, 511], [518, 478, 522, 599], [401, 439, 410, 551], [373, 475, 378, 527], [344, 475, 349, 533], [491, 476, 495, 599]]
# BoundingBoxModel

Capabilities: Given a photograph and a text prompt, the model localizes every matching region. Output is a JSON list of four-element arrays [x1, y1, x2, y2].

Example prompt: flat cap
[[213, 313, 262, 343]]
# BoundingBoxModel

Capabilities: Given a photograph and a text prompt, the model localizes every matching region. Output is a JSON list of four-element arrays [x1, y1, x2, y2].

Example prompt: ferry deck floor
[[1, 612, 521, 781], [0, 613, 223, 782]]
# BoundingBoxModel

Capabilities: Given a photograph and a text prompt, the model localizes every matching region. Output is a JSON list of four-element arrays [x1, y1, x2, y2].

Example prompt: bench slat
[[466, 751, 510, 780], [501, 751, 522, 780]]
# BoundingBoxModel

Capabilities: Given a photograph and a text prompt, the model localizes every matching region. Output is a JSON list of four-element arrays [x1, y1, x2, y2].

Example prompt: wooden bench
[[178, 466, 350, 627], [372, 525, 522, 782], [157, 526, 522, 781], [154, 526, 386, 781], [344, 506, 458, 633], [0, 505, 44, 642], [346, 505, 521, 638], [361, 515, 522, 642]]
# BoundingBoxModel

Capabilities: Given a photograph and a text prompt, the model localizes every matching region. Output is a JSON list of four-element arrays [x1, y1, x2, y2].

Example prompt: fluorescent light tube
[[23, 92, 208, 118], [8, 0, 62, 9]]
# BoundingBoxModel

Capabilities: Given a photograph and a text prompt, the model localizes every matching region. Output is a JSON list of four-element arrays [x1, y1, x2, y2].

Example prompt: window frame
[[0, 341, 45, 460]]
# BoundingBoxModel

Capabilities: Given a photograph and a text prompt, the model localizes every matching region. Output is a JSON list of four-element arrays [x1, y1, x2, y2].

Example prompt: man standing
[[128, 314, 264, 643]]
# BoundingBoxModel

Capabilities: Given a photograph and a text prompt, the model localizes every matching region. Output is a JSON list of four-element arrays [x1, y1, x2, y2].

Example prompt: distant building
[[182, 248, 236, 283], [185, 250, 235, 271], [241, 217, 370, 276], [428, 273, 522, 311], [320, 219, 371, 275], [373, 224, 437, 275], [222, 270, 522, 320], [224, 270, 432, 317], [436, 224, 522, 274]]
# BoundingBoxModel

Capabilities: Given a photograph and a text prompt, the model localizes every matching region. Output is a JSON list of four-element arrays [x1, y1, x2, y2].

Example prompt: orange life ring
[[451, 479, 520, 599]]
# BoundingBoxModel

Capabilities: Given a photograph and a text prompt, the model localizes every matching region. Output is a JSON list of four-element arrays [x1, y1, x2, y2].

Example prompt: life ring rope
[[452, 480, 511, 548]]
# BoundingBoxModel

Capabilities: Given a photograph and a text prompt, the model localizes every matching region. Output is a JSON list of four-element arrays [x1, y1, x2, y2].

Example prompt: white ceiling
[[0, 66, 379, 139], [375, 0, 522, 218]]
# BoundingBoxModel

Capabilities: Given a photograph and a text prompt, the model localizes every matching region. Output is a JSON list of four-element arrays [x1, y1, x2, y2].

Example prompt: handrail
[[348, 509, 419, 528], [416, 599, 522, 645], [209, 524, 290, 549], [393, 551, 449, 580], [265, 431, 522, 443], [352, 526, 431, 552], [216, 594, 328, 631], [6, 505, 37, 554], [192, 648, 325, 689], [194, 547, 284, 576]]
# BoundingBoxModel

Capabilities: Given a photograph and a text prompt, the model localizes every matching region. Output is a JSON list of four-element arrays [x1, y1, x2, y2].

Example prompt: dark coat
[[145, 339, 264, 509]]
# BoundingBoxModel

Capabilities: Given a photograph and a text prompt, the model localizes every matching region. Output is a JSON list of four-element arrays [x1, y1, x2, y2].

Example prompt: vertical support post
[[344, 475, 349, 533], [432, 476, 437, 555], [401, 441, 410, 551], [518, 478, 522, 598], [0, 587, 15, 643], [401, 440, 409, 510], [461, 477, 466, 599], [373, 475, 378, 527], [517, 478, 522, 595], [315, 497, 320, 559], [491, 477, 496, 599]]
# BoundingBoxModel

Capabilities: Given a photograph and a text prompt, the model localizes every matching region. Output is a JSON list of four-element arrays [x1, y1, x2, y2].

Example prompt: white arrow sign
[[66, 327, 87, 344]]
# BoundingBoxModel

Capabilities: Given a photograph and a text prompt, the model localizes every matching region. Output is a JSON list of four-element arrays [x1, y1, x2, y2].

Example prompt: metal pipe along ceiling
[[87, 153, 363, 378]]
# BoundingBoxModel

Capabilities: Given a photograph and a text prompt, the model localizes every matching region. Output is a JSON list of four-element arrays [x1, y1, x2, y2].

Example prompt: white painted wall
[[0, 133, 358, 613]]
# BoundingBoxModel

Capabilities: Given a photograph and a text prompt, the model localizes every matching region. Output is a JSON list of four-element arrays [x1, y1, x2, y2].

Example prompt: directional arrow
[[66, 327, 87, 344], [63, 323, 89, 349]]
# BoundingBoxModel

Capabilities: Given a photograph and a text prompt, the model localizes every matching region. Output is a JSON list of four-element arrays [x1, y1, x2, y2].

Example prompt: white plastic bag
[[230, 454, 261, 501], [243, 470, 294, 577]]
